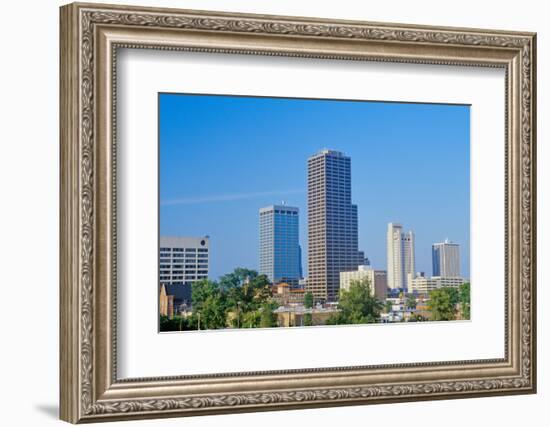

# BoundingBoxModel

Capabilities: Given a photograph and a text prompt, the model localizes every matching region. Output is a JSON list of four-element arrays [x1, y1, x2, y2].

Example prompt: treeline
[[428, 282, 470, 321], [159, 270, 471, 332], [160, 268, 279, 332]]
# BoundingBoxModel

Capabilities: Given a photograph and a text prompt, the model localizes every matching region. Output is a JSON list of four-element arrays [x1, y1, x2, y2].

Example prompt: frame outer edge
[[60, 2, 537, 422], [529, 33, 537, 393], [60, 3, 81, 424]]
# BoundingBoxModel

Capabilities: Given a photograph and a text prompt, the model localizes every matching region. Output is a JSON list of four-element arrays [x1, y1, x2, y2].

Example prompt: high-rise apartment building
[[307, 149, 360, 302], [259, 205, 301, 285], [159, 236, 209, 287], [432, 239, 460, 277], [386, 223, 415, 290]]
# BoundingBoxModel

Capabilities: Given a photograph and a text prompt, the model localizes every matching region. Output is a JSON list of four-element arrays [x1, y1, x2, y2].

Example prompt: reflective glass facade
[[259, 205, 300, 285]]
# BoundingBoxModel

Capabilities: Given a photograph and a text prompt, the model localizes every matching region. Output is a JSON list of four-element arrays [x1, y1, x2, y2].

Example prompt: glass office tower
[[259, 205, 300, 286]]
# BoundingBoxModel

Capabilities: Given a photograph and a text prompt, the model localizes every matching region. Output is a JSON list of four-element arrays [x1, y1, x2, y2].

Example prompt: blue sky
[[159, 93, 470, 280]]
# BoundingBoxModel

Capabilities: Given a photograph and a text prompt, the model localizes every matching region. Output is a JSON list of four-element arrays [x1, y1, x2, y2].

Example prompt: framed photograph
[[60, 2, 537, 423]]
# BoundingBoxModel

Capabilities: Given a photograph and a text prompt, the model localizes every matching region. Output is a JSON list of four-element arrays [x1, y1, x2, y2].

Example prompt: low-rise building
[[410, 274, 465, 294], [274, 306, 339, 327], [159, 283, 192, 317], [339, 265, 387, 300], [272, 282, 305, 306], [409, 275, 438, 294], [433, 276, 465, 288], [159, 284, 174, 319]]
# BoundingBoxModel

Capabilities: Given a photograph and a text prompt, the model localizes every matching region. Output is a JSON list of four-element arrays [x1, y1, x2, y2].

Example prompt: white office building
[[432, 239, 461, 277], [339, 266, 387, 300], [387, 223, 415, 290], [410, 274, 465, 294], [159, 236, 209, 286]]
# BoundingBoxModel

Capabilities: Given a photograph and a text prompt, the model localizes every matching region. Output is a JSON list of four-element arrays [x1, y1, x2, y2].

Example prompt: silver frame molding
[[60, 2, 537, 423]]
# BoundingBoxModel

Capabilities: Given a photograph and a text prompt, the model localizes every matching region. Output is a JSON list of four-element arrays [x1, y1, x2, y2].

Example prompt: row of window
[[160, 253, 209, 259], [160, 275, 208, 281], [159, 247, 208, 253]]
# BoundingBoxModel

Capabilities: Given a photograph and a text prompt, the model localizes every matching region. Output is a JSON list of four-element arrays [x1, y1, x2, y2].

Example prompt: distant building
[[159, 283, 192, 318], [339, 265, 387, 300], [159, 236, 209, 307], [409, 275, 437, 294], [307, 149, 361, 302], [298, 245, 303, 279], [433, 276, 465, 289], [432, 239, 460, 277], [387, 223, 415, 290], [274, 306, 340, 327], [357, 250, 370, 266], [271, 282, 306, 306], [410, 274, 465, 294], [259, 205, 301, 286]]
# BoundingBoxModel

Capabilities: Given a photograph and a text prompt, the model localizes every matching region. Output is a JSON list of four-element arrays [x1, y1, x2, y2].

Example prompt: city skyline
[[159, 93, 470, 280]]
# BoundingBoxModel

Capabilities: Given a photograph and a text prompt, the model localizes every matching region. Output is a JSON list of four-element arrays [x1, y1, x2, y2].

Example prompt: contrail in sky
[[161, 189, 304, 206]]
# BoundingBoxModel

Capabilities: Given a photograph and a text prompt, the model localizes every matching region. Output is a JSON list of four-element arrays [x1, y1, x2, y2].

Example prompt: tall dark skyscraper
[[306, 149, 360, 302]]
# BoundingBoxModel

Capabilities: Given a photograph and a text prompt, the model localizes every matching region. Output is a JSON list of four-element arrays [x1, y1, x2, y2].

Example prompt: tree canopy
[[326, 278, 383, 325], [459, 282, 471, 320], [188, 268, 276, 330], [427, 288, 456, 321]]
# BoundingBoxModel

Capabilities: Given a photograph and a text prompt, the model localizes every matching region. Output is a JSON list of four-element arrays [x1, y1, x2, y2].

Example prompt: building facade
[[259, 205, 301, 285], [159, 236, 209, 288], [410, 274, 465, 294], [432, 239, 461, 277], [339, 266, 388, 301], [307, 149, 361, 302], [386, 223, 415, 290], [159, 284, 174, 319]]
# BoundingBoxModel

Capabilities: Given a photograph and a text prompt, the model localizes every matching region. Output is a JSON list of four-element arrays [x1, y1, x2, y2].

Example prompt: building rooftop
[[159, 236, 210, 247], [259, 204, 299, 213], [309, 149, 347, 159], [433, 239, 459, 246], [163, 283, 192, 303]]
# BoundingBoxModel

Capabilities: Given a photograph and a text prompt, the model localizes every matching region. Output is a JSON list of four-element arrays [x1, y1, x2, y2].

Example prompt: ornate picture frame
[[60, 2, 536, 423]]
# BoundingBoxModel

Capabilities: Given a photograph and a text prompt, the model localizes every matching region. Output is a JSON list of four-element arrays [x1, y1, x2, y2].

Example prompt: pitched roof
[[164, 283, 192, 304]]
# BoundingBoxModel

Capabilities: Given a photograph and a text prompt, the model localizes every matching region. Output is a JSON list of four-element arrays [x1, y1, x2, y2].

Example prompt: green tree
[[304, 292, 314, 309], [219, 268, 259, 291], [445, 287, 460, 306], [406, 295, 417, 310], [459, 282, 471, 319], [259, 302, 277, 328], [191, 279, 226, 330], [225, 272, 272, 313], [326, 278, 383, 325], [384, 300, 393, 314], [303, 291, 314, 327], [241, 310, 261, 328], [428, 288, 456, 321]]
